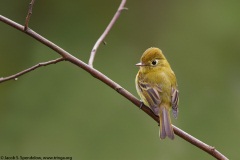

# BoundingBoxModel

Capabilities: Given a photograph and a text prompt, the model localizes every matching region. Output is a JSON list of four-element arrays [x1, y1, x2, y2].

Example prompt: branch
[[0, 15, 228, 160], [0, 57, 65, 83], [24, 0, 35, 31], [88, 0, 127, 67]]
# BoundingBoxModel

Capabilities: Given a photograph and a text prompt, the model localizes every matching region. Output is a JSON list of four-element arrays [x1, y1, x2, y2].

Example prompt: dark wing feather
[[171, 87, 179, 119], [138, 81, 162, 115]]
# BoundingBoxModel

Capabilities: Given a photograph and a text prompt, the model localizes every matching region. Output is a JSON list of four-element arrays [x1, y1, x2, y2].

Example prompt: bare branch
[[173, 126, 228, 160], [0, 15, 228, 160], [0, 57, 64, 83], [24, 0, 36, 31], [88, 0, 127, 67]]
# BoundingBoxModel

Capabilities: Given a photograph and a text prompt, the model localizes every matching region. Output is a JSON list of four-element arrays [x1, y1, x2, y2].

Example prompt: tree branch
[[24, 0, 35, 31], [0, 57, 65, 83], [0, 14, 228, 160], [88, 0, 127, 67]]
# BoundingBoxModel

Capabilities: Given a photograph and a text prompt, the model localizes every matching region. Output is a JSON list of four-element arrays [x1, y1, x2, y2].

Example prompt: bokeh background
[[1, 0, 240, 159]]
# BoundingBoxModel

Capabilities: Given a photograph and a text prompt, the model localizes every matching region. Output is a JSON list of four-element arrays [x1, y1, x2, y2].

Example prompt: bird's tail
[[159, 106, 174, 140]]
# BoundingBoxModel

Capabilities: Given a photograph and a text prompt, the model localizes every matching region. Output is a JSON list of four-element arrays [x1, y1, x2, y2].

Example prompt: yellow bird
[[135, 47, 179, 139]]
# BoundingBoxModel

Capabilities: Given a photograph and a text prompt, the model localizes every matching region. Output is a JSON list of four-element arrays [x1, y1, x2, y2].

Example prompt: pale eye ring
[[151, 60, 158, 66]]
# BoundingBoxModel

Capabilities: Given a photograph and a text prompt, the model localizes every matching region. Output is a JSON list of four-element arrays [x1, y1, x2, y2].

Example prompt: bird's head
[[136, 47, 169, 72]]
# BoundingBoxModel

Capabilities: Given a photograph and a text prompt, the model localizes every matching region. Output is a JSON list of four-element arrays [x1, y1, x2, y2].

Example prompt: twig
[[0, 15, 228, 160], [0, 57, 64, 83], [173, 126, 228, 160], [88, 0, 127, 67], [24, 0, 35, 31]]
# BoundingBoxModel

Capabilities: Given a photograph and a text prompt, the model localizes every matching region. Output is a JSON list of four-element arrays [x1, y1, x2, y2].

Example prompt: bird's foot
[[139, 100, 144, 109]]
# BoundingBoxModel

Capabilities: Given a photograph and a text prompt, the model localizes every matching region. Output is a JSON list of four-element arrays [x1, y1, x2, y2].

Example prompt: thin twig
[[173, 126, 228, 160], [0, 57, 64, 83], [0, 15, 228, 160], [88, 0, 127, 67], [24, 0, 36, 31]]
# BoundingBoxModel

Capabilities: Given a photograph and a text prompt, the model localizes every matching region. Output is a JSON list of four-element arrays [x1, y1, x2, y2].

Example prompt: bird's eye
[[151, 60, 158, 66]]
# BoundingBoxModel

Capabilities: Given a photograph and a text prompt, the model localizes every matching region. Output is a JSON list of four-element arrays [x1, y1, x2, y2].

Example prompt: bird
[[135, 47, 179, 139]]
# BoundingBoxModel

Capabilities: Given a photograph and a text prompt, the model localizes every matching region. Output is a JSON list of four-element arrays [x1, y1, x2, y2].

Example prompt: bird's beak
[[135, 62, 146, 66]]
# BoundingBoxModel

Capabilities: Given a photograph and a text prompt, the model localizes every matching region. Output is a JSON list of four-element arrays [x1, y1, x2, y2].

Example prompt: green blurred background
[[1, 0, 240, 159]]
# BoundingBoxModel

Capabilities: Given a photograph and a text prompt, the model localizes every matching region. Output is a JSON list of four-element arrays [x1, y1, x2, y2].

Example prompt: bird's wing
[[138, 80, 162, 115], [171, 87, 179, 119]]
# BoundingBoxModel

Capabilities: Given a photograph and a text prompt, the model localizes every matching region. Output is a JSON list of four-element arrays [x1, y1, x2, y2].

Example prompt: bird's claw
[[139, 100, 144, 109]]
